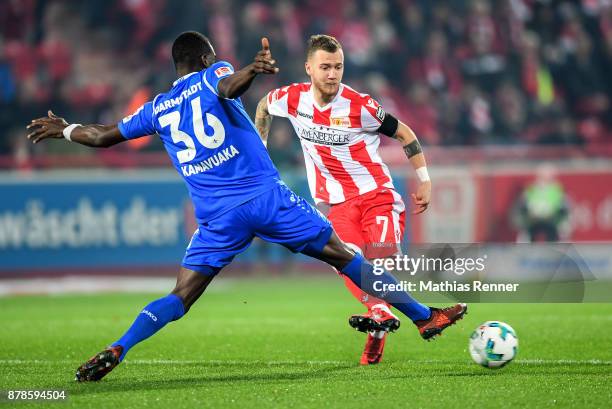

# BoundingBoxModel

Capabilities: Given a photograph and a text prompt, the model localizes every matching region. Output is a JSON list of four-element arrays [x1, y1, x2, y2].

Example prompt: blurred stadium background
[[1, 5, 610, 407], [1, 0, 612, 292]]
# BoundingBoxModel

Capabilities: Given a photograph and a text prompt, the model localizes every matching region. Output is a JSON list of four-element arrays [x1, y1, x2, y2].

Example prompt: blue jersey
[[118, 61, 280, 223]]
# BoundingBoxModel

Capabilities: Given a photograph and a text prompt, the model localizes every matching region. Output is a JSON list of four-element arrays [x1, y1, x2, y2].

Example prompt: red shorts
[[328, 187, 406, 259]]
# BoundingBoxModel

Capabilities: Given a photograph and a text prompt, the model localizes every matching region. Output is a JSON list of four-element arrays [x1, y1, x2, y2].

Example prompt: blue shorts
[[182, 183, 332, 275]]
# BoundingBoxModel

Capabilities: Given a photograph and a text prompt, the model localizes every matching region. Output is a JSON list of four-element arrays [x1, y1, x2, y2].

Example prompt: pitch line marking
[[0, 359, 610, 365]]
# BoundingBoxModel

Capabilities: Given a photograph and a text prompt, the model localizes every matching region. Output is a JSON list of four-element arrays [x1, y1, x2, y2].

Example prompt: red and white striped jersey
[[266, 82, 395, 204]]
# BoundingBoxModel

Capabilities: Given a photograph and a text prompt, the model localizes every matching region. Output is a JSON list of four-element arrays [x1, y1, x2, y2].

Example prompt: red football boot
[[349, 304, 400, 365], [360, 330, 387, 365], [415, 303, 468, 340], [349, 303, 401, 334], [75, 345, 123, 382]]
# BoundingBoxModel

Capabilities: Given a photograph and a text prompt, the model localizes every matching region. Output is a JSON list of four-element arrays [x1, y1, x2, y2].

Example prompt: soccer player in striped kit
[[255, 35, 435, 365]]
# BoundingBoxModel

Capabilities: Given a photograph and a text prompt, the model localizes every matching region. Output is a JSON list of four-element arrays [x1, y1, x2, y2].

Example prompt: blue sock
[[112, 294, 185, 361], [341, 253, 431, 322]]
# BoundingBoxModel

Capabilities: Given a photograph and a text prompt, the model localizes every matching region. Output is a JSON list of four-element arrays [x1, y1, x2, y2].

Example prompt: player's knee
[[321, 234, 359, 269], [337, 243, 357, 262], [171, 282, 206, 313], [172, 267, 215, 313], [169, 290, 192, 314], [344, 242, 363, 256]]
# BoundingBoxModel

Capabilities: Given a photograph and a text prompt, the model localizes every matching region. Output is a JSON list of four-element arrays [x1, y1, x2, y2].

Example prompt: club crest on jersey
[[214, 66, 233, 77], [330, 117, 351, 127], [376, 106, 386, 122]]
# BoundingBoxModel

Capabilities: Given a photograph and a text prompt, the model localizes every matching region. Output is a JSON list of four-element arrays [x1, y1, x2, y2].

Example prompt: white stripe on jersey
[[301, 141, 346, 203], [329, 144, 377, 195], [330, 93, 351, 118], [360, 104, 382, 132], [363, 133, 394, 189]]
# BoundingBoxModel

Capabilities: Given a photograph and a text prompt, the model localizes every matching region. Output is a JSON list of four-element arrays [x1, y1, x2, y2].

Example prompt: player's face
[[306, 49, 344, 97]]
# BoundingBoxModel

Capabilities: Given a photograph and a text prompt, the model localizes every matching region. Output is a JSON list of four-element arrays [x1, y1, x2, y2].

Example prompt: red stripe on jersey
[[315, 145, 360, 198], [287, 87, 300, 117], [343, 86, 383, 126], [341, 87, 363, 128], [268, 86, 289, 105], [348, 140, 391, 186], [313, 161, 330, 202], [286, 83, 310, 117], [313, 106, 331, 126]]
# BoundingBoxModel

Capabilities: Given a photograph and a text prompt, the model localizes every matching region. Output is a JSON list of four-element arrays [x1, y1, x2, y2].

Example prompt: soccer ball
[[469, 321, 518, 368]]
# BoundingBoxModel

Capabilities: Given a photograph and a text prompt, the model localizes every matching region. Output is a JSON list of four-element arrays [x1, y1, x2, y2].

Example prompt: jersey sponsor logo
[[299, 128, 350, 145], [181, 144, 240, 177], [376, 106, 385, 122], [297, 110, 313, 120], [331, 117, 351, 127], [214, 66, 233, 77]]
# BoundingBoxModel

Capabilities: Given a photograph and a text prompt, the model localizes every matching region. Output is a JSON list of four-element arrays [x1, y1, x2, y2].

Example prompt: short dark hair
[[172, 31, 214, 67], [306, 34, 342, 58]]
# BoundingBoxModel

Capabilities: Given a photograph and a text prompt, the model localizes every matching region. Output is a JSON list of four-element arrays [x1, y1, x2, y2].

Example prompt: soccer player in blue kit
[[26, 32, 466, 381]]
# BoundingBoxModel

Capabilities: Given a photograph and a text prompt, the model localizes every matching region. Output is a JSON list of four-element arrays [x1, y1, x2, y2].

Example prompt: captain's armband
[[377, 111, 399, 137]]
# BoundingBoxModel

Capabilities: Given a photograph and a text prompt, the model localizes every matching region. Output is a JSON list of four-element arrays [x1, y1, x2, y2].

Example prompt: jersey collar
[[309, 83, 344, 111], [173, 72, 198, 87]]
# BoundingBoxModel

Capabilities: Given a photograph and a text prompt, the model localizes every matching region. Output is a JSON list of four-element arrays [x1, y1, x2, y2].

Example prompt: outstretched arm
[[26, 111, 125, 148], [254, 96, 272, 146], [217, 37, 279, 100]]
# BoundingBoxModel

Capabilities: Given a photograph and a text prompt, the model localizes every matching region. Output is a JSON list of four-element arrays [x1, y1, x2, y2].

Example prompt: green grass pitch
[[1, 276, 611, 408]]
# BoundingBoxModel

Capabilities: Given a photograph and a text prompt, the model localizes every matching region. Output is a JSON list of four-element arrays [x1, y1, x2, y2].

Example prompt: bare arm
[[393, 120, 431, 215], [254, 96, 272, 145], [26, 111, 125, 148], [394, 121, 427, 171], [217, 37, 279, 100]]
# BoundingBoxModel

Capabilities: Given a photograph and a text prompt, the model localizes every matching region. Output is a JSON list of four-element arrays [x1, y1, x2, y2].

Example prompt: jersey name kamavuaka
[[267, 83, 395, 204]]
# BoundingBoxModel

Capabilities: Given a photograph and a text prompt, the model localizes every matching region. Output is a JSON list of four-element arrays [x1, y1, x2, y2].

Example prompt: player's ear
[[305, 61, 311, 76], [202, 53, 215, 68]]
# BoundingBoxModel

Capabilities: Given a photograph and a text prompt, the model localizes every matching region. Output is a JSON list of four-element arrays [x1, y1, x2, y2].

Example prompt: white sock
[[370, 330, 386, 339]]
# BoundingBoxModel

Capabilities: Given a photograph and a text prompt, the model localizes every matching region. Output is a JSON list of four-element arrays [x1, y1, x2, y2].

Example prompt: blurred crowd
[[1, 0, 612, 168]]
